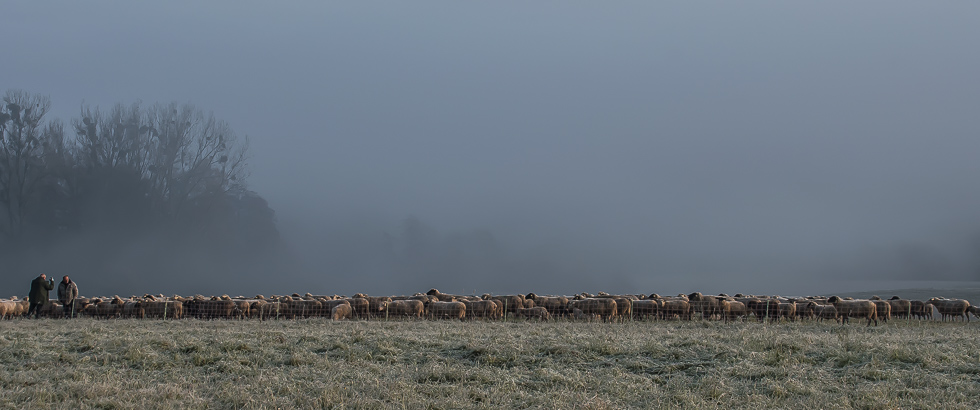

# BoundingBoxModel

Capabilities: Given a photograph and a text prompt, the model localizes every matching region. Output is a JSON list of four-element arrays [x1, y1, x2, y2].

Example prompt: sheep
[[909, 300, 932, 320], [659, 298, 692, 321], [928, 298, 970, 322], [461, 300, 499, 320], [888, 296, 913, 319], [804, 302, 839, 323], [567, 298, 617, 321], [870, 299, 891, 323], [827, 296, 877, 326], [344, 297, 370, 319], [746, 299, 779, 323], [725, 301, 747, 322], [777, 301, 797, 322], [426, 301, 466, 320], [486, 294, 524, 317], [688, 292, 722, 320], [631, 299, 662, 320], [331, 304, 352, 320], [379, 300, 424, 318], [526, 296, 567, 318]]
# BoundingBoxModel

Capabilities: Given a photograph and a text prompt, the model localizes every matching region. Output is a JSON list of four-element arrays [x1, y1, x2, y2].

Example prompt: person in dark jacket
[[27, 274, 55, 318], [58, 276, 79, 318]]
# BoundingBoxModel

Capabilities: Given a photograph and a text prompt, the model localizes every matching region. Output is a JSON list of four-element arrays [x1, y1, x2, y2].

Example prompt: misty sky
[[5, 2, 980, 296]]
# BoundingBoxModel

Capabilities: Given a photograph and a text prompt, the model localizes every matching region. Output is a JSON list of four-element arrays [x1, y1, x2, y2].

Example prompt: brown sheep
[[331, 304, 352, 320], [928, 298, 970, 322], [777, 302, 797, 322], [122, 301, 144, 318], [827, 296, 877, 326], [143, 300, 184, 319], [361, 296, 393, 318], [888, 296, 913, 319], [528, 296, 568, 318], [320, 299, 351, 314], [461, 300, 499, 320], [488, 295, 525, 317], [425, 289, 460, 302], [968, 305, 980, 319], [380, 300, 424, 318], [659, 298, 692, 321], [614, 297, 632, 320], [909, 300, 932, 320], [688, 292, 721, 320], [803, 302, 839, 323], [745, 299, 779, 322], [870, 299, 891, 323], [40, 302, 63, 318], [567, 298, 617, 321], [426, 301, 466, 320], [251, 300, 281, 320], [631, 299, 662, 320], [725, 301, 747, 322], [344, 297, 370, 318]]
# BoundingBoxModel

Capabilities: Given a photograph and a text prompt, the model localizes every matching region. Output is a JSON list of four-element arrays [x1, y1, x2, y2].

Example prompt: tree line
[[0, 90, 282, 293]]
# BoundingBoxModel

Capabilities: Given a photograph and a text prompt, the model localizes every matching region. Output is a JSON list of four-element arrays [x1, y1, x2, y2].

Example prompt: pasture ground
[[1, 318, 978, 409]]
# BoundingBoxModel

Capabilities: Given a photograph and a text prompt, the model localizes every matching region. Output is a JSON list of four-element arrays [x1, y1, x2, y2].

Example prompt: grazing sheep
[[725, 301, 747, 322], [331, 304, 352, 320], [804, 302, 839, 323], [567, 298, 617, 321], [527, 296, 567, 318]]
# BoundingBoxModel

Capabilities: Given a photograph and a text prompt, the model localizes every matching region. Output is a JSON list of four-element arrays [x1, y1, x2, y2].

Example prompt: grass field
[[1, 318, 979, 409]]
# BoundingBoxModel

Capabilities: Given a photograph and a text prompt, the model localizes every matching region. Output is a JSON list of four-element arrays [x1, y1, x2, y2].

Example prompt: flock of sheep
[[0, 289, 975, 325]]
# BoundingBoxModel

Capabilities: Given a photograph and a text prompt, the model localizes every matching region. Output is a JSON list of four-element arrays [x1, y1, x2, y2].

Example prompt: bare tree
[[143, 103, 248, 221], [0, 90, 60, 239]]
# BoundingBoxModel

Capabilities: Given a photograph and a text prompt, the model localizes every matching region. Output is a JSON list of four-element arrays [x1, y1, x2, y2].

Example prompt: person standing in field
[[58, 275, 78, 318], [27, 273, 54, 318]]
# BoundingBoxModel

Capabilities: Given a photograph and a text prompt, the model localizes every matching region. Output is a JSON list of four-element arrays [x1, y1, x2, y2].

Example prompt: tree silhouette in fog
[[0, 90, 282, 294]]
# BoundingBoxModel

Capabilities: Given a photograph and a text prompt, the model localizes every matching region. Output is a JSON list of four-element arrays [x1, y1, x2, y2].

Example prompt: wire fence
[[0, 293, 969, 323]]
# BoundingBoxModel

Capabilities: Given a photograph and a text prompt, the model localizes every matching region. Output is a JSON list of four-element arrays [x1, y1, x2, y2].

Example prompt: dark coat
[[58, 280, 78, 305], [29, 276, 54, 305]]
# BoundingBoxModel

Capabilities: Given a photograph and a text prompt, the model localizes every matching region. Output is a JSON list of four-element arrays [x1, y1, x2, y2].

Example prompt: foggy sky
[[5, 2, 980, 297]]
